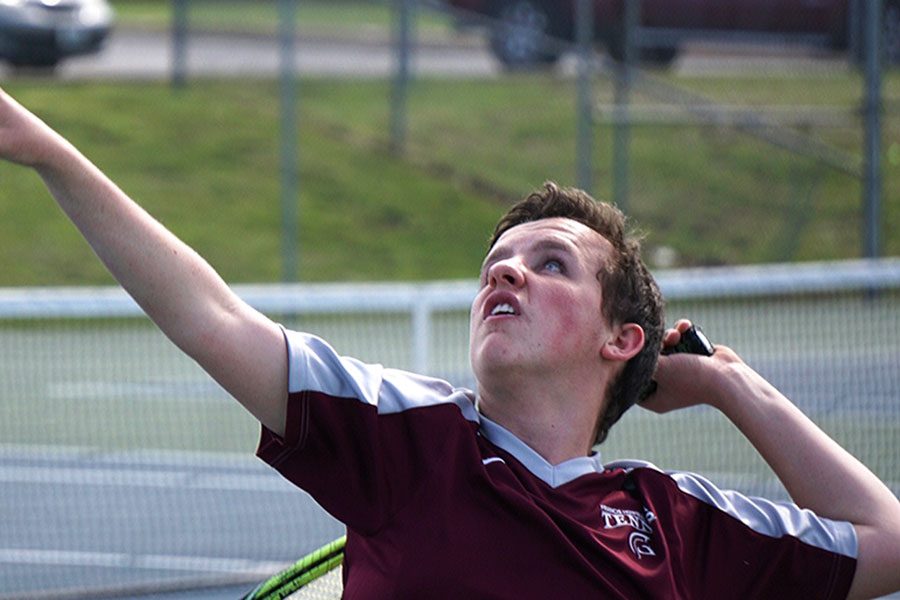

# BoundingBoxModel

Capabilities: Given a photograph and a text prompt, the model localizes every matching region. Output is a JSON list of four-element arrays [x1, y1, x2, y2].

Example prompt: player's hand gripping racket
[[641, 325, 714, 401], [660, 324, 714, 357], [242, 535, 346, 600]]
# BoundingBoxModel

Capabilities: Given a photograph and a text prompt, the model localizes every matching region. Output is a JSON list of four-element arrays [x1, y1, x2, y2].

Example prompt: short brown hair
[[488, 182, 664, 445]]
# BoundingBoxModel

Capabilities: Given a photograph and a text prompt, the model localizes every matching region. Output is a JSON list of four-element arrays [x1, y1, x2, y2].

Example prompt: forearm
[[28, 121, 289, 435], [712, 362, 900, 598], [2, 88, 292, 439], [653, 321, 898, 529], [713, 363, 894, 522], [37, 137, 240, 348]]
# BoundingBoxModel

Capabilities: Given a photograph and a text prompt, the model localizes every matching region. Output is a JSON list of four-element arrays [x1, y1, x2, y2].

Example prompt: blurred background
[[0, 1, 897, 598]]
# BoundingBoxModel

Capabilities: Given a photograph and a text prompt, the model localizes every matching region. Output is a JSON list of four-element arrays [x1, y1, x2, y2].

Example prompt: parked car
[[445, 0, 900, 69], [0, 0, 114, 69]]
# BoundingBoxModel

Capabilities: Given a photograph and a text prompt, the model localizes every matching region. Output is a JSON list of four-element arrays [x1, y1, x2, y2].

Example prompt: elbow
[[848, 508, 900, 599]]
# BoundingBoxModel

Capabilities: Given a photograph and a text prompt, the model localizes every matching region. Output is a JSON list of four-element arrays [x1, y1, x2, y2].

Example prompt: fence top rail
[[657, 257, 900, 299], [0, 258, 898, 320], [0, 280, 479, 320]]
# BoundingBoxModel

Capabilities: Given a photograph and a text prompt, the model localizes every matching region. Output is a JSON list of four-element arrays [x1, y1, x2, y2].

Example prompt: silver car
[[0, 0, 114, 69]]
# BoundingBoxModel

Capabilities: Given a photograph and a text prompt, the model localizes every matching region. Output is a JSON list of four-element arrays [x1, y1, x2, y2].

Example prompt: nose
[[487, 258, 525, 288]]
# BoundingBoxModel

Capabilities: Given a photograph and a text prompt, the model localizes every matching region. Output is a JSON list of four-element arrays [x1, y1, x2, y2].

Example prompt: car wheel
[[640, 46, 679, 68], [489, 0, 561, 69], [608, 41, 679, 68], [885, 2, 900, 65], [607, 24, 679, 68], [9, 56, 60, 71]]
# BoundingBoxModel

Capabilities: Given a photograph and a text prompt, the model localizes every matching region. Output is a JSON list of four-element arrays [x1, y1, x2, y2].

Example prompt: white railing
[[2, 258, 898, 376]]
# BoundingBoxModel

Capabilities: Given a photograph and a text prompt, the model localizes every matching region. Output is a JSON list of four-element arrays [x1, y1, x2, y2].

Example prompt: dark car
[[446, 0, 900, 69], [0, 0, 114, 69]]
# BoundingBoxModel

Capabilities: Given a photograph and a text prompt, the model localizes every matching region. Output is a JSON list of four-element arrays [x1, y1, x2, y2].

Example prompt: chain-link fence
[[157, 0, 898, 276]]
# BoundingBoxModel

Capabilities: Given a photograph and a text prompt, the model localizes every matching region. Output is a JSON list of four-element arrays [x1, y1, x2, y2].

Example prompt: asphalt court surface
[[0, 446, 344, 598]]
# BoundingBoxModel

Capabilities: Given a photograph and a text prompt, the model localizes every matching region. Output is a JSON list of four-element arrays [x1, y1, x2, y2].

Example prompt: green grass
[[110, 0, 456, 39], [0, 74, 897, 287], [0, 81, 501, 285]]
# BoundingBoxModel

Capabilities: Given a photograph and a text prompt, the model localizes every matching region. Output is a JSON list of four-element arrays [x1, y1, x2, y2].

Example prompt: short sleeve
[[257, 329, 479, 534]]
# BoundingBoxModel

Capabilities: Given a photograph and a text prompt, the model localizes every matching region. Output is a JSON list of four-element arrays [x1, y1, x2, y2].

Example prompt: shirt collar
[[477, 411, 604, 488]]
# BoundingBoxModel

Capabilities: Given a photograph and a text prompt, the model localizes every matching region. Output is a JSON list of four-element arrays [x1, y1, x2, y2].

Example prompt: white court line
[[0, 444, 304, 493], [0, 443, 250, 466], [0, 465, 297, 493], [45, 380, 230, 403], [0, 548, 287, 574]]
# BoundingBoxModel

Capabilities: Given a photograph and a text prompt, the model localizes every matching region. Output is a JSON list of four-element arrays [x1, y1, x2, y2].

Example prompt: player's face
[[469, 217, 616, 382]]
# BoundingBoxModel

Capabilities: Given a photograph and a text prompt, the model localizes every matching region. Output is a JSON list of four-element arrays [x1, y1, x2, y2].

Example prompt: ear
[[600, 323, 645, 363]]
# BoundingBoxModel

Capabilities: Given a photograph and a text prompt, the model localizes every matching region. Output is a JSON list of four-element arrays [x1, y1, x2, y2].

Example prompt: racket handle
[[640, 325, 714, 402], [661, 325, 714, 357]]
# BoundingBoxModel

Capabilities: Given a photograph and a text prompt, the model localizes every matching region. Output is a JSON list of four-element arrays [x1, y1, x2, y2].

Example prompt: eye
[[543, 258, 564, 274]]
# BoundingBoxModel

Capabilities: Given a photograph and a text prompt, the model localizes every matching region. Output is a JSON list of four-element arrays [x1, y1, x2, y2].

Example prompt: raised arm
[[645, 321, 900, 599], [0, 88, 288, 436]]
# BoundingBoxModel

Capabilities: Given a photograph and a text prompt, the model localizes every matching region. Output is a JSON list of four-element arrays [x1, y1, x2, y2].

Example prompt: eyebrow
[[481, 238, 575, 272]]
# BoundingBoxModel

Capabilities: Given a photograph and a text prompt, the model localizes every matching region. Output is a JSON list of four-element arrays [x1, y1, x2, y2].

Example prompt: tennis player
[[2, 88, 899, 598]]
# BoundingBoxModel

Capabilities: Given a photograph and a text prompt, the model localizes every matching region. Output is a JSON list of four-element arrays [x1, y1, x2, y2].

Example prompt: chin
[[473, 353, 530, 382]]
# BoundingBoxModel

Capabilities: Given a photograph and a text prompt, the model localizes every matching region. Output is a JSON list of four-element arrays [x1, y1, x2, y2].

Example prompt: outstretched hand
[[0, 87, 62, 168], [640, 319, 743, 414]]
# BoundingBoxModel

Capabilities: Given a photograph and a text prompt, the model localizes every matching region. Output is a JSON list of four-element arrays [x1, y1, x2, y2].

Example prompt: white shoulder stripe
[[670, 470, 859, 558], [283, 328, 478, 420], [284, 329, 383, 405], [604, 459, 857, 558]]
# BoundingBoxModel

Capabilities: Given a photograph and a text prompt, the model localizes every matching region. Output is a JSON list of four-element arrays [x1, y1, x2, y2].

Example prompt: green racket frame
[[243, 536, 346, 600]]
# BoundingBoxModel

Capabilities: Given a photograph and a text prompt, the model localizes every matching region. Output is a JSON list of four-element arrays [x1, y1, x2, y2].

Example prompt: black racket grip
[[640, 326, 714, 401], [660, 325, 714, 357]]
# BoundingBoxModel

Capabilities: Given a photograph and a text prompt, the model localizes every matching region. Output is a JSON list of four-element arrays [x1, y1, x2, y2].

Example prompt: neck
[[476, 366, 610, 465]]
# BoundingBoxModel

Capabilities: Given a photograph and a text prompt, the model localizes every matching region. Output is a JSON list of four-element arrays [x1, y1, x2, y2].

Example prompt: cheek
[[468, 295, 484, 334], [543, 290, 603, 352]]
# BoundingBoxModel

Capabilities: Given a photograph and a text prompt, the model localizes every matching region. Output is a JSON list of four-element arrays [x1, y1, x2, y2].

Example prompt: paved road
[[0, 27, 850, 81], [6, 27, 500, 81]]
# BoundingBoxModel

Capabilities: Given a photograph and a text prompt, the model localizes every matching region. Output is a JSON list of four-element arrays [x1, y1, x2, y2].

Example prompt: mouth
[[483, 293, 520, 320]]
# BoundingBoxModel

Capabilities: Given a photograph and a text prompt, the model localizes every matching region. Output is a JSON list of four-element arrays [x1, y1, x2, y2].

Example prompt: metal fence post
[[279, 0, 300, 282], [612, 0, 637, 211], [848, 0, 862, 67], [575, 0, 595, 194], [391, 0, 413, 153], [863, 0, 883, 259], [411, 300, 431, 376], [171, 0, 188, 88]]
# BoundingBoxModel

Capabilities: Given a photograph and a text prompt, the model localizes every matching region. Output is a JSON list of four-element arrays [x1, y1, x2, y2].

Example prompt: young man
[[1, 88, 899, 598]]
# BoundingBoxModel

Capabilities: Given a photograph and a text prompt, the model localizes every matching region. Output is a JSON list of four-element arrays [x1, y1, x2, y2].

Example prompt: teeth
[[491, 303, 515, 316]]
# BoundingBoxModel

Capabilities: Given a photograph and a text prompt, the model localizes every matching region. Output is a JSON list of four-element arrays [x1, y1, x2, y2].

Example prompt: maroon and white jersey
[[258, 330, 858, 599]]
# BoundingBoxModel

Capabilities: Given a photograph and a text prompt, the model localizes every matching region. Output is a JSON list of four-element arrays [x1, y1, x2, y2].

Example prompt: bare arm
[[645, 321, 900, 599], [0, 88, 288, 436]]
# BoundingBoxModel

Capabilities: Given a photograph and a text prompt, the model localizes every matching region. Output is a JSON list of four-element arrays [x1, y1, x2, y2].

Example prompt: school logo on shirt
[[600, 504, 658, 559]]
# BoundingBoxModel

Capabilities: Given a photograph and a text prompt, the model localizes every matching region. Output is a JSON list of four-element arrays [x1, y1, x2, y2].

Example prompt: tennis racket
[[243, 535, 346, 600]]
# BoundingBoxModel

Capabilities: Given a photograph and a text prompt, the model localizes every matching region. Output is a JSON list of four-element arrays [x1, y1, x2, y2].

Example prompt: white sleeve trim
[[283, 328, 478, 419], [604, 459, 858, 558], [671, 470, 859, 558]]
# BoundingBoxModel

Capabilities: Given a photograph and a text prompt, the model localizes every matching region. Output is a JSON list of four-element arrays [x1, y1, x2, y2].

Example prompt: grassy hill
[[0, 75, 896, 286]]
